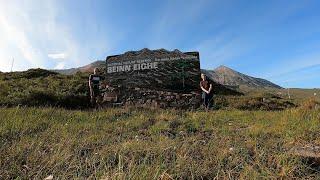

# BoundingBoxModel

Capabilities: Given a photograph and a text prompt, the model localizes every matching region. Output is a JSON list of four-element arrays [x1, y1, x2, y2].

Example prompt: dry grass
[[0, 107, 320, 179]]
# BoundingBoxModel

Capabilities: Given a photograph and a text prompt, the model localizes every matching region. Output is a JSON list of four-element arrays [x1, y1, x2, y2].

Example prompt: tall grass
[[0, 107, 319, 179]]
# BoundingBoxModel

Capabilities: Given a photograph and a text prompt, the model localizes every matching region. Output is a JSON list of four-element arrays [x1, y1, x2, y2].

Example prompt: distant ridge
[[202, 65, 282, 90], [54, 61, 282, 90], [54, 48, 198, 75], [53, 49, 281, 90], [53, 61, 105, 75]]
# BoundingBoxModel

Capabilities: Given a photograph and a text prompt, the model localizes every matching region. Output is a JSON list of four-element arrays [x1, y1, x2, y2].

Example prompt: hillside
[[1, 68, 302, 110], [269, 88, 320, 103], [0, 68, 244, 109], [0, 69, 90, 108], [202, 66, 282, 90]]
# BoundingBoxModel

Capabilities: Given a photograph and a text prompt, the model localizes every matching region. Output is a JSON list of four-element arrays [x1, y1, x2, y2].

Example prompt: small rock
[[289, 145, 320, 158], [160, 172, 173, 180], [44, 175, 53, 180]]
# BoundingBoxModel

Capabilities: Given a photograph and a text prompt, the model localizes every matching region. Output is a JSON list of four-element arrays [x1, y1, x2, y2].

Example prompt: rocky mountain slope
[[202, 66, 282, 89]]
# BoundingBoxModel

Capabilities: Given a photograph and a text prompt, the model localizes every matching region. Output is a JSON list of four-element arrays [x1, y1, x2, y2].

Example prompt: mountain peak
[[203, 66, 282, 89], [215, 65, 234, 71], [216, 65, 228, 69], [214, 65, 239, 76]]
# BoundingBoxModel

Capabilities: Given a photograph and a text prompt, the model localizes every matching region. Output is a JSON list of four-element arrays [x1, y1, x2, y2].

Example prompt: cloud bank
[[0, 1, 83, 72]]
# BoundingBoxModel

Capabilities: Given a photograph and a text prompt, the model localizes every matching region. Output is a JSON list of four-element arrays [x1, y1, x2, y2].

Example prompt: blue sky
[[0, 0, 319, 88]]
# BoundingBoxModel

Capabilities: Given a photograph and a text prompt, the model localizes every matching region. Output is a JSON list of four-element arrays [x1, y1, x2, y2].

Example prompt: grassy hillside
[[1, 107, 319, 179], [0, 69, 90, 108], [274, 88, 320, 103], [0, 68, 301, 110], [243, 88, 320, 105]]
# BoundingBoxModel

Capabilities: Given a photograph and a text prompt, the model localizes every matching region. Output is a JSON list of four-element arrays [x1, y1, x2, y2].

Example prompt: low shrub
[[212, 95, 296, 111], [300, 98, 320, 110]]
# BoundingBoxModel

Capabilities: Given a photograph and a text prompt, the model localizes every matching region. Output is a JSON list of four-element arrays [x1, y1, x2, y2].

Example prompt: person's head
[[93, 68, 99, 75], [201, 73, 206, 81]]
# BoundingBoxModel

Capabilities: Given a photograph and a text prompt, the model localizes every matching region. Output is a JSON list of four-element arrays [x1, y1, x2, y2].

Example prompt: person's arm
[[88, 75, 93, 96], [208, 84, 213, 93]]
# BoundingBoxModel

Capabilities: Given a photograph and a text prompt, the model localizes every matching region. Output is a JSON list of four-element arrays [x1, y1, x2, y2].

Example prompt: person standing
[[89, 68, 104, 107], [200, 73, 213, 111]]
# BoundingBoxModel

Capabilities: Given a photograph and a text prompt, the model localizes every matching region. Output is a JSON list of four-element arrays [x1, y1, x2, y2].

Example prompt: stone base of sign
[[102, 87, 201, 109]]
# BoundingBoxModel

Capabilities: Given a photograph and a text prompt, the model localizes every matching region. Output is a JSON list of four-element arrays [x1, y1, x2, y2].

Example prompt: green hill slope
[[0, 69, 90, 108]]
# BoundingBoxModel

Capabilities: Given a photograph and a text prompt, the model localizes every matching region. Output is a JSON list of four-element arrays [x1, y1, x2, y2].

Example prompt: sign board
[[104, 48, 201, 108], [106, 48, 201, 92]]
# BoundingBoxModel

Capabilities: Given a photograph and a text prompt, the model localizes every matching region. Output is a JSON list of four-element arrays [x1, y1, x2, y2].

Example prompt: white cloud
[[48, 53, 67, 60], [0, 1, 82, 72], [54, 62, 66, 69], [0, 1, 46, 71]]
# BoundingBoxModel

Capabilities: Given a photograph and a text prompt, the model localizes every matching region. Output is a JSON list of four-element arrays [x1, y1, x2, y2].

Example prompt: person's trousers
[[202, 92, 212, 108]]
